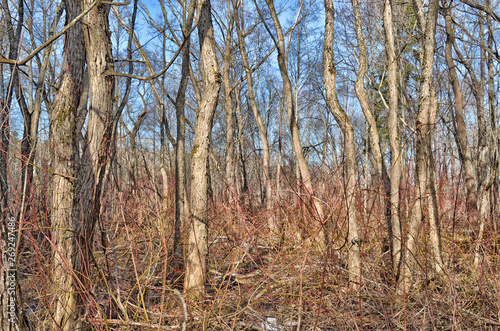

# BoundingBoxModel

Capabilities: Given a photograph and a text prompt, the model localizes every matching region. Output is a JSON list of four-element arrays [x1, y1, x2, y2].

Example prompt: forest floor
[[17, 183, 500, 330]]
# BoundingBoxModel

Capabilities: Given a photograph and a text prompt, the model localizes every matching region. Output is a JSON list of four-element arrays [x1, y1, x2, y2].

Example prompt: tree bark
[[383, 0, 403, 279], [400, 0, 443, 293], [234, 0, 274, 230], [49, 0, 86, 328], [444, 0, 477, 211], [51, 0, 116, 326], [265, 0, 325, 249], [79, 0, 116, 238], [173, 0, 195, 259], [184, 0, 221, 301], [1, 0, 29, 328], [351, 0, 384, 187], [323, 0, 361, 289], [223, 0, 236, 201]]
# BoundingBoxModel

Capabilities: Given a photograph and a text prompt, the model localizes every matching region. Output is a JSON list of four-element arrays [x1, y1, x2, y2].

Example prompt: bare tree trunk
[[485, 0, 498, 230], [223, 0, 236, 202], [235, 92, 249, 198], [234, 0, 274, 230], [449, 5, 490, 268], [383, 0, 403, 279], [79, 0, 116, 235], [1, 0, 29, 327], [173, 0, 195, 259], [49, 0, 86, 328], [323, 0, 361, 289], [49, 0, 116, 327], [265, 0, 325, 249], [443, 0, 489, 267], [351, 0, 384, 189], [444, 0, 477, 212], [184, 0, 221, 301], [400, 0, 442, 293], [474, 12, 489, 268], [428, 87, 444, 274]]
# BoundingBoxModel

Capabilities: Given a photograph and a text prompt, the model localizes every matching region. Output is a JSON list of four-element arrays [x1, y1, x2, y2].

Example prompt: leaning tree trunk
[[323, 0, 361, 289], [49, 0, 86, 329], [265, 0, 325, 249], [184, 0, 221, 301], [234, 0, 274, 230], [351, 0, 386, 201]]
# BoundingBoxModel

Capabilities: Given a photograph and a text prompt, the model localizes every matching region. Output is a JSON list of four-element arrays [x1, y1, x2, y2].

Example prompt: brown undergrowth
[[11, 165, 500, 330]]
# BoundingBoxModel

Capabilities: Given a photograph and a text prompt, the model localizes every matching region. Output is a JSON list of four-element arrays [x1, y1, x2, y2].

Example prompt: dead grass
[[11, 164, 500, 331]]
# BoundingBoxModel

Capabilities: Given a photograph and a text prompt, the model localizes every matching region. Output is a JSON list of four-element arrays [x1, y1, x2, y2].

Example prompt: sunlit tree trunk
[[223, 0, 236, 201], [383, 0, 403, 278], [265, 0, 325, 249], [443, 0, 477, 213], [185, 0, 221, 301], [49, 0, 86, 328], [234, 0, 274, 230], [323, 0, 361, 289], [173, 0, 195, 259], [1, 0, 29, 327], [351, 0, 385, 195], [474, 12, 489, 268], [51, 0, 116, 327], [400, 0, 443, 293]]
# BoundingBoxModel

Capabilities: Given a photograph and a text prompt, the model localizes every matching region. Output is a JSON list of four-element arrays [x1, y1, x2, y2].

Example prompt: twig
[[87, 318, 181, 330], [0, 0, 100, 65]]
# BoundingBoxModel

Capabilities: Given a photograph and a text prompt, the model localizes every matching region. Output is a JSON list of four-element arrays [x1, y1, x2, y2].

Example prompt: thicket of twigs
[[9, 147, 500, 330]]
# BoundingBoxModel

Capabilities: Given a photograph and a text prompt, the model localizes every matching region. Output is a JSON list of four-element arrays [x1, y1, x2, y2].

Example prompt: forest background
[[0, 0, 499, 329]]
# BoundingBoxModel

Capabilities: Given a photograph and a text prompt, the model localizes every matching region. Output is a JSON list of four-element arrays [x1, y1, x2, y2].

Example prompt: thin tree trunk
[[323, 0, 361, 289], [400, 0, 442, 293], [383, 0, 403, 278], [184, 0, 221, 301], [444, 0, 477, 211], [485, 0, 498, 225], [351, 0, 384, 188], [427, 87, 444, 275], [474, 12, 490, 267], [234, 0, 274, 230], [173, 0, 195, 259], [450, 7, 490, 268], [1, 0, 29, 327], [265, 0, 325, 249], [223, 0, 236, 201]]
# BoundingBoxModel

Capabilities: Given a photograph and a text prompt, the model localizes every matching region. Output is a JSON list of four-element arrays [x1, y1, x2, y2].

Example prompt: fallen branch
[[87, 318, 181, 330]]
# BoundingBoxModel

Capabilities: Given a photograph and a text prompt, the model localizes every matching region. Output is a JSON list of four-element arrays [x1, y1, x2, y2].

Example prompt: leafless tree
[[184, 0, 221, 300], [323, 0, 361, 288]]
